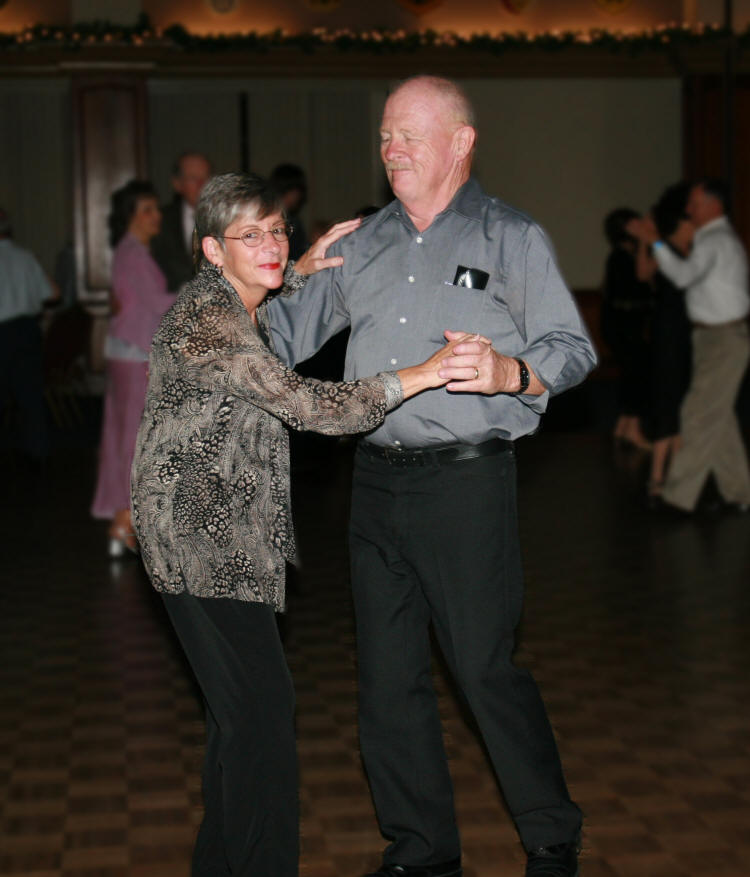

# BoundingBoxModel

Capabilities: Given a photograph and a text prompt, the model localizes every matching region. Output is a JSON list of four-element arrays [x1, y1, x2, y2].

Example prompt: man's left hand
[[438, 330, 543, 395]]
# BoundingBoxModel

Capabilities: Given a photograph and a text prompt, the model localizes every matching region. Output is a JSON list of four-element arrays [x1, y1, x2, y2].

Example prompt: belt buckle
[[383, 446, 424, 466], [382, 446, 404, 465]]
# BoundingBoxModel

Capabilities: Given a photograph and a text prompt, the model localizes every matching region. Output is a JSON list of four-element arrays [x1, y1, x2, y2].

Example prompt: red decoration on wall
[[501, 0, 533, 12], [395, 0, 444, 15]]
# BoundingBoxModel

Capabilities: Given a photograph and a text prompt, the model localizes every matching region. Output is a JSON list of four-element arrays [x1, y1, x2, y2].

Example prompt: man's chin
[[389, 178, 413, 201]]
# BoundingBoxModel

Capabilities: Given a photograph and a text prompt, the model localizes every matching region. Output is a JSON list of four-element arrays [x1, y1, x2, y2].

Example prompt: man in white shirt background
[[0, 207, 59, 471], [630, 179, 750, 513]]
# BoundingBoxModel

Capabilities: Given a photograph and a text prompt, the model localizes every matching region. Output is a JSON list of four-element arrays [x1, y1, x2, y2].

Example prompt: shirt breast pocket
[[431, 281, 491, 336]]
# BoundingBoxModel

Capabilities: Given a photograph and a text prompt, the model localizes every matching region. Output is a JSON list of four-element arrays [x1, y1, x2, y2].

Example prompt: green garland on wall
[[0, 14, 746, 56]]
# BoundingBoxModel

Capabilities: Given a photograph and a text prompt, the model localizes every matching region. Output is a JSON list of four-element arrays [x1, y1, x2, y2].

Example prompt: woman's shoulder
[[158, 266, 251, 352]]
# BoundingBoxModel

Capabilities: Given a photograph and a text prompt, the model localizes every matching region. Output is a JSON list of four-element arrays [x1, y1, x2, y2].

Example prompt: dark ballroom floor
[[2, 427, 750, 877]]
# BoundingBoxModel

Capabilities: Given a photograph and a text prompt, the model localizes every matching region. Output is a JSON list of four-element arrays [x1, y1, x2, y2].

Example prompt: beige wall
[[0, 76, 680, 289], [0, 79, 71, 278], [466, 78, 682, 289], [145, 77, 680, 290]]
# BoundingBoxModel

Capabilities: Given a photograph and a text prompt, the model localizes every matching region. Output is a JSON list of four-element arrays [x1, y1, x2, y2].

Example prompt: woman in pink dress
[[91, 180, 175, 556]]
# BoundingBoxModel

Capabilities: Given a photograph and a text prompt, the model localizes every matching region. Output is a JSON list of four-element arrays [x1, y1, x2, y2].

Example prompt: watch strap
[[514, 358, 530, 394]]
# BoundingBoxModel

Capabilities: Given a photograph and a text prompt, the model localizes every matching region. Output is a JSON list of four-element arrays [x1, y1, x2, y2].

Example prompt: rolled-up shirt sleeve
[[511, 225, 598, 413]]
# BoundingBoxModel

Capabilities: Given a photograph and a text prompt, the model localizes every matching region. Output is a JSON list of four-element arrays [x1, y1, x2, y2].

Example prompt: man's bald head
[[389, 76, 476, 131]]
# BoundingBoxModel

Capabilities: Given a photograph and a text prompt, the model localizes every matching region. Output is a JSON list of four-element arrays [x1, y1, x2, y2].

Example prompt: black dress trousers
[[348, 445, 581, 867], [161, 592, 298, 877]]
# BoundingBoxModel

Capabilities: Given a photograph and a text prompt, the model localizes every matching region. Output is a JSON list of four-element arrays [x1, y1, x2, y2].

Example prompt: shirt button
[[416, 236, 423, 243], [399, 317, 407, 324], [390, 358, 398, 365], [408, 275, 415, 283]]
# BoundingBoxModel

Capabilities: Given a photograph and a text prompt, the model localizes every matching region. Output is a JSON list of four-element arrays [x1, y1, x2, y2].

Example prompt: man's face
[[174, 155, 211, 208], [686, 184, 721, 228], [379, 85, 459, 206], [281, 187, 305, 215]]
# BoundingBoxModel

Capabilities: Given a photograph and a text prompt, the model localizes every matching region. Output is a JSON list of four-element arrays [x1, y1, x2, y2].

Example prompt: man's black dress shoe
[[525, 839, 579, 876], [363, 859, 462, 877]]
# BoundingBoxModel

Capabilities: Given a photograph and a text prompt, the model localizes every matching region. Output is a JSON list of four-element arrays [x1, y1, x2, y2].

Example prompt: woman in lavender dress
[[91, 180, 174, 556]]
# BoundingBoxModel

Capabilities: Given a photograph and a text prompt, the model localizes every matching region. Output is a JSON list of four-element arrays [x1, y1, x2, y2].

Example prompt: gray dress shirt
[[268, 178, 597, 446]]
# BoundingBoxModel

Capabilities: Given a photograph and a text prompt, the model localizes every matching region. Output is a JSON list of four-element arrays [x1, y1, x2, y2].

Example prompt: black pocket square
[[453, 265, 489, 290]]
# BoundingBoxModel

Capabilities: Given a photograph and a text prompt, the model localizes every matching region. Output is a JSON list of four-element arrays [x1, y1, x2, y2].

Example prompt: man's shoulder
[[480, 190, 536, 231], [0, 238, 44, 271], [155, 200, 184, 240], [698, 217, 745, 251], [159, 198, 182, 219], [329, 207, 391, 257]]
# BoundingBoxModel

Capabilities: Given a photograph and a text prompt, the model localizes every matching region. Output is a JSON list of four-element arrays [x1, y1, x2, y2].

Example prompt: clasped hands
[[625, 215, 659, 245], [435, 330, 525, 395]]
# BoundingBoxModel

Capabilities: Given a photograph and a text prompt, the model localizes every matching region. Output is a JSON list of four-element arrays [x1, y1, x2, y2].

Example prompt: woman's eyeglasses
[[221, 224, 293, 248]]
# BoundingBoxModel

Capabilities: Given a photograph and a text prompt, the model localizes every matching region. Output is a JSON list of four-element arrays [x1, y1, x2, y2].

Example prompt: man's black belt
[[358, 437, 513, 468]]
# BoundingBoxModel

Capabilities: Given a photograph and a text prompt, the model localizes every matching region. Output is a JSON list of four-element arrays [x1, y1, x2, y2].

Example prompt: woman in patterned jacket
[[131, 173, 470, 877]]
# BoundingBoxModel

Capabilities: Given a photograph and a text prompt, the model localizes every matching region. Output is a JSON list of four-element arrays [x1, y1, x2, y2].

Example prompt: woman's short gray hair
[[193, 172, 284, 268]]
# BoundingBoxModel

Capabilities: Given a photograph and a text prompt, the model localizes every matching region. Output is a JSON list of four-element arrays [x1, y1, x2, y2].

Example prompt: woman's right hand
[[397, 333, 484, 400], [293, 218, 362, 275]]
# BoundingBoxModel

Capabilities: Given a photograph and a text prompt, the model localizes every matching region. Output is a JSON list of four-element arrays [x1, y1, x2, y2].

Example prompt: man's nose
[[384, 138, 402, 160]]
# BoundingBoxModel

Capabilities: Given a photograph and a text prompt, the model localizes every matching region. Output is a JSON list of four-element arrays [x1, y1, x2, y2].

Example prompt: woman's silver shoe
[[107, 527, 138, 558]]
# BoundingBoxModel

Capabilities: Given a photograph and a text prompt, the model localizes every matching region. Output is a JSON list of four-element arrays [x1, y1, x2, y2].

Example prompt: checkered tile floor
[[2, 433, 750, 876]]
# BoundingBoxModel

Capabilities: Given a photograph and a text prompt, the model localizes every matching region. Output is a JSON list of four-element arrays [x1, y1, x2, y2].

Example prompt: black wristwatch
[[513, 358, 530, 395]]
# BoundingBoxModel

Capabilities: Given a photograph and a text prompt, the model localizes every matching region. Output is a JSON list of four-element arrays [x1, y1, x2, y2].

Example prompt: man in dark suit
[[269, 163, 310, 261], [151, 152, 212, 292]]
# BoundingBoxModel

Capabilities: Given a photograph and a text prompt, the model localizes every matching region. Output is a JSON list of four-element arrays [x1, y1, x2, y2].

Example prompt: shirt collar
[[378, 177, 484, 230]]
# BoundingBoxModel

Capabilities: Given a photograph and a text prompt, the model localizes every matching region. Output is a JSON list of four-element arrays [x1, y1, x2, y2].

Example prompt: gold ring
[[474, 367, 479, 380]]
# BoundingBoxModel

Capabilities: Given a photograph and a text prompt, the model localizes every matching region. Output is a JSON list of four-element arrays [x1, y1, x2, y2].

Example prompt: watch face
[[208, 0, 237, 12]]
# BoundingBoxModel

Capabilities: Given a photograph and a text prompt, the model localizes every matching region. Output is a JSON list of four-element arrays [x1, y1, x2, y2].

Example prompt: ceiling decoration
[[0, 20, 738, 57]]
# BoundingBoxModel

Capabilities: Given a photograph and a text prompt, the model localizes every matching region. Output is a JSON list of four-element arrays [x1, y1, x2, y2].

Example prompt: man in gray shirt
[[268, 76, 596, 877]]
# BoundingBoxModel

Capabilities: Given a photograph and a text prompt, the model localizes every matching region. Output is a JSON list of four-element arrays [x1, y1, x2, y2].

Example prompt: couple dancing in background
[[605, 178, 750, 513], [130, 74, 595, 877]]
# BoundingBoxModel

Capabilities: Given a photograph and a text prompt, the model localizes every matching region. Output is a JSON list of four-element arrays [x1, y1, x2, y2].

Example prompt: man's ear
[[453, 125, 476, 162], [202, 236, 221, 266]]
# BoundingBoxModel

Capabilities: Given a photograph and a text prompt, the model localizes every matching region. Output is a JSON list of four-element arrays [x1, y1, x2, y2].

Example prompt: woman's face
[[128, 196, 161, 243], [217, 210, 289, 305]]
